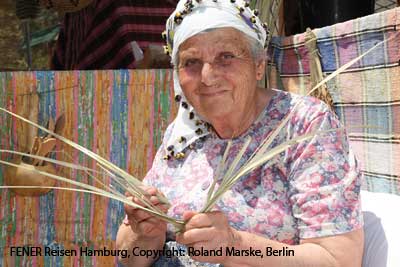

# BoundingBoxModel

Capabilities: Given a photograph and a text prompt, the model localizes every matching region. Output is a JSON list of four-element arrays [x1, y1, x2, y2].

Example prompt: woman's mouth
[[199, 90, 227, 97]]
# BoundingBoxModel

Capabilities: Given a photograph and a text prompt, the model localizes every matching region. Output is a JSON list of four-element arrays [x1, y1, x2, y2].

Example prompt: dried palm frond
[[0, 107, 184, 228], [201, 127, 348, 212], [0, 111, 347, 230], [251, 0, 283, 89], [0, 149, 184, 227], [305, 28, 334, 110], [262, 0, 282, 38], [200, 34, 393, 212], [0, 33, 392, 230]]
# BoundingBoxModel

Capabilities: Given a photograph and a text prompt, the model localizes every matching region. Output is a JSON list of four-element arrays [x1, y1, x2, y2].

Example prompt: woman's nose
[[200, 62, 218, 86]]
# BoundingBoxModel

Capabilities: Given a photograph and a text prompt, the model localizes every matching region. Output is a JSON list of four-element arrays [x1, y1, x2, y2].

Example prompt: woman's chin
[[199, 91, 230, 104], [199, 104, 232, 121], [195, 92, 235, 120]]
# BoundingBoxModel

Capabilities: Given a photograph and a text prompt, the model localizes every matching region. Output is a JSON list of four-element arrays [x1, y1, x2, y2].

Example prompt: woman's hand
[[117, 187, 168, 267], [124, 186, 169, 239], [176, 211, 239, 264]]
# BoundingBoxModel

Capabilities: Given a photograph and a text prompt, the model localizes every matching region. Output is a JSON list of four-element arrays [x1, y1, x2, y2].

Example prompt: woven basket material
[[305, 28, 335, 111], [39, 0, 93, 13]]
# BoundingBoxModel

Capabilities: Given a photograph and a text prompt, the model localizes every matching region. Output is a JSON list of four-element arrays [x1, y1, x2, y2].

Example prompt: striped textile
[[268, 7, 400, 195], [0, 69, 176, 266], [52, 0, 175, 70]]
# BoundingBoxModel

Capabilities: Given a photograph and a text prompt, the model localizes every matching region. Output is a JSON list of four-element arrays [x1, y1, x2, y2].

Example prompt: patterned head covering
[[162, 0, 269, 160]]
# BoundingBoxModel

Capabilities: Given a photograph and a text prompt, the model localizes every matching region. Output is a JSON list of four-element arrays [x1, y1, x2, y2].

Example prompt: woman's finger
[[187, 241, 219, 252], [149, 195, 161, 205], [184, 212, 213, 230], [182, 210, 198, 221], [124, 196, 138, 214], [145, 186, 157, 195], [158, 204, 169, 213], [177, 227, 211, 245], [131, 209, 154, 222], [125, 202, 169, 222], [133, 194, 159, 206], [138, 217, 167, 235]]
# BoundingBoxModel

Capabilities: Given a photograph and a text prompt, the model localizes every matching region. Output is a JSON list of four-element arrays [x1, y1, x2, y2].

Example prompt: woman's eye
[[215, 53, 235, 66], [221, 53, 235, 60], [184, 59, 201, 67]]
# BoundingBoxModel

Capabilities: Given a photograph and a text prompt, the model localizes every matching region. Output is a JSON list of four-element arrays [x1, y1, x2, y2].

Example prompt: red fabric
[[51, 0, 175, 70]]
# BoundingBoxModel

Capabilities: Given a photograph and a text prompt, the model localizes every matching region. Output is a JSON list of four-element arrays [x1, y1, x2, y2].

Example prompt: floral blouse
[[143, 89, 363, 266]]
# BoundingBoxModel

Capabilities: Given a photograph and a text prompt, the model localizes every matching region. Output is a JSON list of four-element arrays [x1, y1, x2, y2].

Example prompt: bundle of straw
[[0, 33, 391, 232]]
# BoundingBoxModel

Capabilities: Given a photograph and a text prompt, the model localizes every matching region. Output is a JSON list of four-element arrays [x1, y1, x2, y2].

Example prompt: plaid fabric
[[52, 0, 175, 70], [268, 7, 400, 195]]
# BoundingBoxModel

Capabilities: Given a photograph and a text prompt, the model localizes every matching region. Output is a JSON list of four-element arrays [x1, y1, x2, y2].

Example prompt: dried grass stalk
[[0, 34, 392, 227]]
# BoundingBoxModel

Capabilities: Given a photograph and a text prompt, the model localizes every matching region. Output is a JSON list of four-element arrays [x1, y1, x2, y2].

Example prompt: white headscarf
[[163, 0, 268, 160]]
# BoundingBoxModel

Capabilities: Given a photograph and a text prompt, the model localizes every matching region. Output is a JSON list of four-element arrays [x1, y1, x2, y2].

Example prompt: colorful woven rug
[[0, 69, 176, 266]]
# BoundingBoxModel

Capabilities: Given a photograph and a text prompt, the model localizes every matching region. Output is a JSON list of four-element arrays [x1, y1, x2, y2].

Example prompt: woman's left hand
[[176, 210, 238, 264]]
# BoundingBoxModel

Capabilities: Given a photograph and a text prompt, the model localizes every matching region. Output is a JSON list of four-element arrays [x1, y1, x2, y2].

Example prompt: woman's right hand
[[124, 186, 169, 239]]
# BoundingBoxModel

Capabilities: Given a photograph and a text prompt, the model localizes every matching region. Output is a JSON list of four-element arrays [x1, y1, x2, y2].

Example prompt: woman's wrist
[[221, 229, 289, 267], [116, 223, 166, 267]]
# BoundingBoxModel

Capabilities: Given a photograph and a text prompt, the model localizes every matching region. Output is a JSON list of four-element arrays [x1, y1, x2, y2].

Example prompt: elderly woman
[[116, 0, 364, 266]]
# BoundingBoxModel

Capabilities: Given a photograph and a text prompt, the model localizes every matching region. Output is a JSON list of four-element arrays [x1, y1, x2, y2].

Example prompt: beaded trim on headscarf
[[161, 0, 269, 161]]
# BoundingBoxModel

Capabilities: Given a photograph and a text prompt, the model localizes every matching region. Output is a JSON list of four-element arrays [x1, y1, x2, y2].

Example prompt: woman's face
[[177, 28, 265, 122]]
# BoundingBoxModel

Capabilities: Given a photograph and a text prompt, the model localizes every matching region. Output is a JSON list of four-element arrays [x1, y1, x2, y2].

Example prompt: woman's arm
[[226, 226, 364, 267], [177, 211, 364, 267], [116, 223, 166, 267], [116, 187, 168, 267]]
